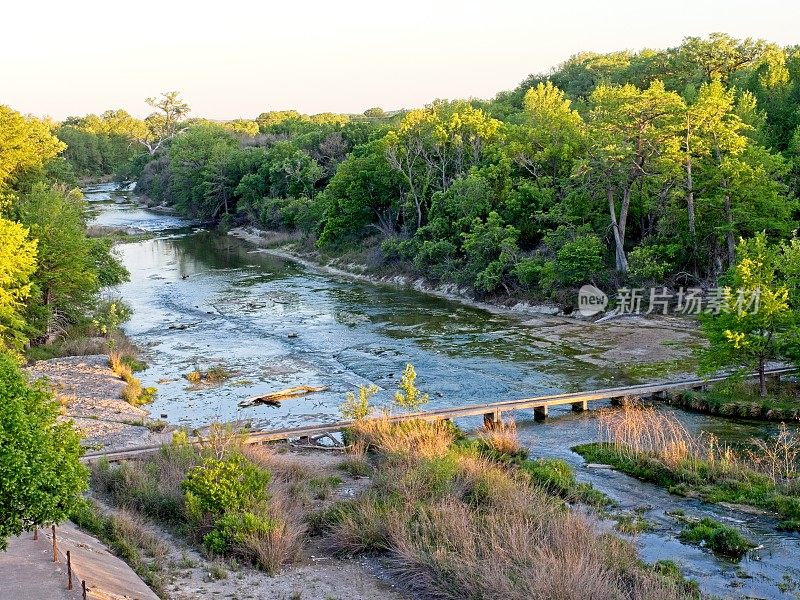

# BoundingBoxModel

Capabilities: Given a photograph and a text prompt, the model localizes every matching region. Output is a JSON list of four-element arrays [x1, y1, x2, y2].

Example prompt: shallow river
[[87, 183, 800, 599]]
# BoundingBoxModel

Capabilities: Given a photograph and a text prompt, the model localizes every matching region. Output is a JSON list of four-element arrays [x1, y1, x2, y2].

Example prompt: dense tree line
[[64, 34, 800, 302], [0, 105, 128, 354], [0, 104, 131, 546]]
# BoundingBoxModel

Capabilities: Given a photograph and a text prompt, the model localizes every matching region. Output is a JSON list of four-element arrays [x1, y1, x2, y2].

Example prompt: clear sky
[[3, 0, 798, 120]]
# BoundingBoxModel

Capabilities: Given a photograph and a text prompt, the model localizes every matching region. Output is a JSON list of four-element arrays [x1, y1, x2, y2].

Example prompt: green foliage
[[700, 232, 800, 395], [203, 510, 276, 554], [627, 244, 675, 285], [0, 218, 37, 353], [341, 384, 379, 420], [12, 184, 128, 341], [678, 517, 755, 559], [182, 454, 271, 521], [0, 353, 88, 549], [554, 234, 604, 286], [393, 363, 429, 410], [0, 105, 65, 188]]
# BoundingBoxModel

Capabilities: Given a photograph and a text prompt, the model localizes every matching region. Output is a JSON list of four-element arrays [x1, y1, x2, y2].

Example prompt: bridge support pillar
[[534, 405, 548, 420], [483, 411, 502, 429], [571, 400, 588, 412], [651, 390, 667, 401], [767, 373, 781, 384], [610, 396, 623, 407], [299, 435, 311, 445]]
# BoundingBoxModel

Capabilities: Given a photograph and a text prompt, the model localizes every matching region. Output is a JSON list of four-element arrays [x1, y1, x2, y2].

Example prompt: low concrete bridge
[[83, 366, 794, 464]]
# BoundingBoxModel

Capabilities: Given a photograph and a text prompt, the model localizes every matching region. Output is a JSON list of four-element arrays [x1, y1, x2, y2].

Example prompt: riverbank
[[670, 383, 800, 422], [229, 225, 704, 380], [27, 355, 171, 453]]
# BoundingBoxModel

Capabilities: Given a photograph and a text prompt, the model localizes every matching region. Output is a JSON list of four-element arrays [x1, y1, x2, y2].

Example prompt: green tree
[[581, 81, 685, 272], [385, 101, 501, 229], [0, 353, 87, 549], [0, 219, 37, 354], [14, 185, 125, 341], [138, 91, 191, 155], [0, 106, 65, 188], [700, 233, 798, 396]]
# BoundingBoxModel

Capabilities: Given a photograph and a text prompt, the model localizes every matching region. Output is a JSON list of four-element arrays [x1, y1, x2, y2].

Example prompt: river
[[86, 183, 800, 599]]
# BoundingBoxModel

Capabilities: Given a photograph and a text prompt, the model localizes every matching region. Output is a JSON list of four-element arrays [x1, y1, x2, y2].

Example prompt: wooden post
[[534, 405, 548, 420], [82, 580, 87, 600], [571, 400, 588, 412], [483, 410, 502, 429], [33, 528, 38, 541], [67, 550, 73, 590], [52, 525, 57, 562]]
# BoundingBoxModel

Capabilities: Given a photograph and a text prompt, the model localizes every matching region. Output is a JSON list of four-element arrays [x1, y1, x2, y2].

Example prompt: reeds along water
[[598, 402, 799, 484]]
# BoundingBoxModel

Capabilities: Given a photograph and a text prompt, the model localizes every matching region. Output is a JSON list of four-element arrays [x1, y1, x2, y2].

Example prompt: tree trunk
[[686, 156, 696, 240], [608, 187, 629, 272], [723, 191, 736, 267], [758, 356, 767, 398]]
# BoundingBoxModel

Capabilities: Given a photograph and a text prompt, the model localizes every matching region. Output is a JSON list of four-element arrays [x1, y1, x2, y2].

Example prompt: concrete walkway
[[0, 522, 158, 600]]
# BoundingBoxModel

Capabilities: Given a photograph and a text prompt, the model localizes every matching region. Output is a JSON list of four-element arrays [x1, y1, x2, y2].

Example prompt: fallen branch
[[239, 385, 328, 408]]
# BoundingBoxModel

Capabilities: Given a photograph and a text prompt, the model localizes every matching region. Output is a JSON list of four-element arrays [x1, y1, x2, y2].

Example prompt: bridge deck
[[83, 366, 795, 463]]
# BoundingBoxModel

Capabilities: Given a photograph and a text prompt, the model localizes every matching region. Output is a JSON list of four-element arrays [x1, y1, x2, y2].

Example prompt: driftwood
[[239, 385, 328, 408]]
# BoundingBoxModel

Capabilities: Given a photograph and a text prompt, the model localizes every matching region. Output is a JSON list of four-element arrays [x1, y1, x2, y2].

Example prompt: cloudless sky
[[3, 0, 799, 120]]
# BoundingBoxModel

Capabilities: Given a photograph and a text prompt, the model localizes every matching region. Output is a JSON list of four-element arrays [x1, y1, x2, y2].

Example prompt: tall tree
[[138, 92, 191, 155], [0, 353, 87, 549], [682, 79, 747, 246], [581, 81, 684, 272], [701, 233, 798, 396], [0, 106, 65, 188]]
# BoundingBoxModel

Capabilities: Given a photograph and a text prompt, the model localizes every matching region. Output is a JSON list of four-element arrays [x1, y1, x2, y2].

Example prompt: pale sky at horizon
[[3, 0, 799, 121]]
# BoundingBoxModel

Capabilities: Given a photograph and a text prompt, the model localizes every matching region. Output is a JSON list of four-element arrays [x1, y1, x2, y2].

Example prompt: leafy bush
[[393, 363, 429, 410], [678, 518, 755, 559], [182, 454, 271, 521], [381, 237, 419, 262], [203, 510, 276, 554], [627, 244, 674, 285], [341, 384, 378, 420], [555, 234, 604, 286]]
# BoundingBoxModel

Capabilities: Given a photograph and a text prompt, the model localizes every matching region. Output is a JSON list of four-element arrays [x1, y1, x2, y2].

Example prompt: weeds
[[184, 365, 234, 385], [573, 405, 800, 530], [678, 518, 756, 559], [315, 418, 694, 600]]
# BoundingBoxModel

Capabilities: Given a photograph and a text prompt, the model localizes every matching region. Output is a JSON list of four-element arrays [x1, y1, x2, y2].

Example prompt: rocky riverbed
[[27, 355, 171, 452]]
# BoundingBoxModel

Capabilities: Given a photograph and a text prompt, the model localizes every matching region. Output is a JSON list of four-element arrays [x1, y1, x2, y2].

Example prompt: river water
[[87, 183, 800, 599]]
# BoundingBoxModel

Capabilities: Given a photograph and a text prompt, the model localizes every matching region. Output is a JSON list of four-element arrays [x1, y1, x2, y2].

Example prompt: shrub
[[182, 454, 271, 521], [381, 237, 418, 262], [555, 234, 604, 286], [341, 384, 378, 420], [678, 518, 755, 559], [393, 363, 429, 410], [627, 244, 674, 285]]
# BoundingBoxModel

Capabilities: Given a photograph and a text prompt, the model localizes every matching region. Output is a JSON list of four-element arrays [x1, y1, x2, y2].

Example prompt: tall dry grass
[[322, 417, 694, 600], [476, 418, 527, 457], [348, 416, 454, 457], [598, 404, 800, 486]]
